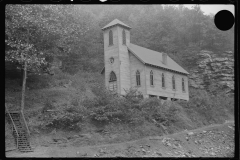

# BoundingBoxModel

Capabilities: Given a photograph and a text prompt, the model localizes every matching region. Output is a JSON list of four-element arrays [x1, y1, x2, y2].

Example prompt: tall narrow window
[[162, 73, 165, 88], [109, 71, 117, 82], [136, 70, 141, 86], [150, 70, 154, 86], [182, 78, 185, 92], [172, 75, 176, 90], [109, 30, 113, 46], [122, 30, 126, 45], [109, 71, 117, 92]]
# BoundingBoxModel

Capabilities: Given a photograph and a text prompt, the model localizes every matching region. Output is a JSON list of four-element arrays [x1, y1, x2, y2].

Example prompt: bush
[[82, 86, 144, 125], [39, 105, 86, 131], [70, 96, 79, 106], [42, 99, 55, 113], [177, 88, 234, 125], [82, 85, 180, 127], [139, 98, 179, 126], [27, 74, 52, 89]]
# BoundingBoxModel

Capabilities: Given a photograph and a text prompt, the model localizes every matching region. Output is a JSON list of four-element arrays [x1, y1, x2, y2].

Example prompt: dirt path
[[6, 121, 235, 157]]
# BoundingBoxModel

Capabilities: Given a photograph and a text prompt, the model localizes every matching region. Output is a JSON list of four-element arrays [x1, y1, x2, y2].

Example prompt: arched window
[[109, 71, 117, 82], [109, 30, 113, 46], [136, 70, 141, 86], [150, 70, 154, 86], [109, 71, 117, 92], [122, 30, 126, 45], [172, 75, 176, 90], [182, 78, 185, 92], [162, 73, 165, 88]]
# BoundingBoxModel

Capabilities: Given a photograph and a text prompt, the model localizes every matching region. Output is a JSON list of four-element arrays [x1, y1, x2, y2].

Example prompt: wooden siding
[[117, 27, 131, 95], [129, 51, 147, 97], [145, 65, 189, 100], [103, 23, 189, 100], [103, 26, 121, 94]]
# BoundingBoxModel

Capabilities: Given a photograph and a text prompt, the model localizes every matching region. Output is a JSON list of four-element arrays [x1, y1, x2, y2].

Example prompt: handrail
[[5, 105, 19, 138], [20, 110, 30, 136]]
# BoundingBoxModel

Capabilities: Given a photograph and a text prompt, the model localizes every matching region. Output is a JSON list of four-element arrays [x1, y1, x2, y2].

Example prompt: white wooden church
[[101, 19, 189, 101]]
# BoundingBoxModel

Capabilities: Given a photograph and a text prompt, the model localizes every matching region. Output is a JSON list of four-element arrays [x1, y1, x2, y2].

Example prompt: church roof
[[102, 19, 131, 31], [100, 43, 189, 75], [127, 43, 189, 75]]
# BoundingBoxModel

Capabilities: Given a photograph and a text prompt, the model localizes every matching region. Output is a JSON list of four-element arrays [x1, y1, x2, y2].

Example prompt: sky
[[183, 5, 235, 15]]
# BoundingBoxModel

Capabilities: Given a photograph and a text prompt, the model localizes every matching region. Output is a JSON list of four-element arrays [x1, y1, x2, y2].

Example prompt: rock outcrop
[[189, 50, 234, 95]]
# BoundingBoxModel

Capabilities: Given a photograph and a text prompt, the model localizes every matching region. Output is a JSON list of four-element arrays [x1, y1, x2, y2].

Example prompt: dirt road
[[6, 121, 235, 157]]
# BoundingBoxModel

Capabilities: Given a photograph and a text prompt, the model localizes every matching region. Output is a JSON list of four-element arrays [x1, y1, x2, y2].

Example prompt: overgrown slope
[[5, 70, 234, 150]]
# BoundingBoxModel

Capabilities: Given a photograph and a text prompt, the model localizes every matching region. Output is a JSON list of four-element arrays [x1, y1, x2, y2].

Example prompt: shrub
[[42, 99, 55, 113], [82, 86, 144, 125], [40, 105, 86, 131], [26, 74, 52, 89], [70, 97, 79, 106], [177, 88, 234, 125], [139, 98, 178, 126]]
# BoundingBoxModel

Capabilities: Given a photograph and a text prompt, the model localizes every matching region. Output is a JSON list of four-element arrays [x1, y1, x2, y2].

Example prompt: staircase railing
[[5, 104, 19, 148]]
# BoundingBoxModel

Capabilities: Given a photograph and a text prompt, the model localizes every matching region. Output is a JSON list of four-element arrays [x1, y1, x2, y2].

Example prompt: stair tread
[[18, 144, 30, 146]]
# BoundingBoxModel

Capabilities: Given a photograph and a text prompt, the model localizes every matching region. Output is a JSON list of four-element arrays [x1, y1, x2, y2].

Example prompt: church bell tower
[[102, 19, 131, 95]]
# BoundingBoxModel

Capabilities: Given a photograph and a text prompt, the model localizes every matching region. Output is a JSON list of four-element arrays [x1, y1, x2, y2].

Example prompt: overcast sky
[[183, 5, 234, 15]]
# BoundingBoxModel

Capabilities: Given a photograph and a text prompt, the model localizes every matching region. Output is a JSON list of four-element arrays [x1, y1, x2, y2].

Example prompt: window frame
[[109, 71, 117, 82], [182, 78, 185, 92], [136, 70, 141, 86], [109, 30, 113, 46], [162, 73, 166, 88], [172, 75, 176, 90], [122, 29, 126, 45], [150, 70, 154, 86]]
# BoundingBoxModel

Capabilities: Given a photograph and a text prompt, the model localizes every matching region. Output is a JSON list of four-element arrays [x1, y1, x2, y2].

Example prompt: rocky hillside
[[189, 50, 234, 95]]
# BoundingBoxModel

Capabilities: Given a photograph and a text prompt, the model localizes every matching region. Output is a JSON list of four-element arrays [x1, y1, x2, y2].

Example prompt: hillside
[[6, 121, 234, 157], [5, 4, 235, 158], [5, 68, 234, 157]]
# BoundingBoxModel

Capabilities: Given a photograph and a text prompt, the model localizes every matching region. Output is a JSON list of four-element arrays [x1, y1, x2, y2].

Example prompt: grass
[[5, 70, 235, 149]]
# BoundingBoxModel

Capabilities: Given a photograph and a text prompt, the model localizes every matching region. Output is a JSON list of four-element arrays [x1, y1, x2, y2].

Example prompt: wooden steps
[[6, 112, 34, 152]]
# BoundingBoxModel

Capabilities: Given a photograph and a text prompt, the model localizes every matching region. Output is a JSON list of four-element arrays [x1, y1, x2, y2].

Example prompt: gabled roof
[[102, 19, 131, 31], [128, 43, 189, 75]]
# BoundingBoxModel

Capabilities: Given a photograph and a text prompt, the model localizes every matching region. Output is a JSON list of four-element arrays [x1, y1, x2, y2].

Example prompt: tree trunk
[[21, 61, 27, 112], [20, 68, 24, 86]]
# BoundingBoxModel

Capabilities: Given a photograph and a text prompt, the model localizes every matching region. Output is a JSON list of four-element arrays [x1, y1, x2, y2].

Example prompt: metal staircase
[[5, 107, 33, 152]]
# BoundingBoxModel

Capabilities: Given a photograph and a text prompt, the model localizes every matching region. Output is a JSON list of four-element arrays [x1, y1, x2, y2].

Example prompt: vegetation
[[5, 5, 234, 146], [6, 71, 232, 134], [6, 5, 234, 75]]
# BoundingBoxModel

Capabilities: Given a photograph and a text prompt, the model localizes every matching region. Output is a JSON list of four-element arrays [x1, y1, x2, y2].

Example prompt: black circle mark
[[214, 10, 234, 31]]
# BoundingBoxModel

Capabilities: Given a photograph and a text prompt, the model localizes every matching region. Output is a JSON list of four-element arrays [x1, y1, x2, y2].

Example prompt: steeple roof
[[101, 19, 131, 31]]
